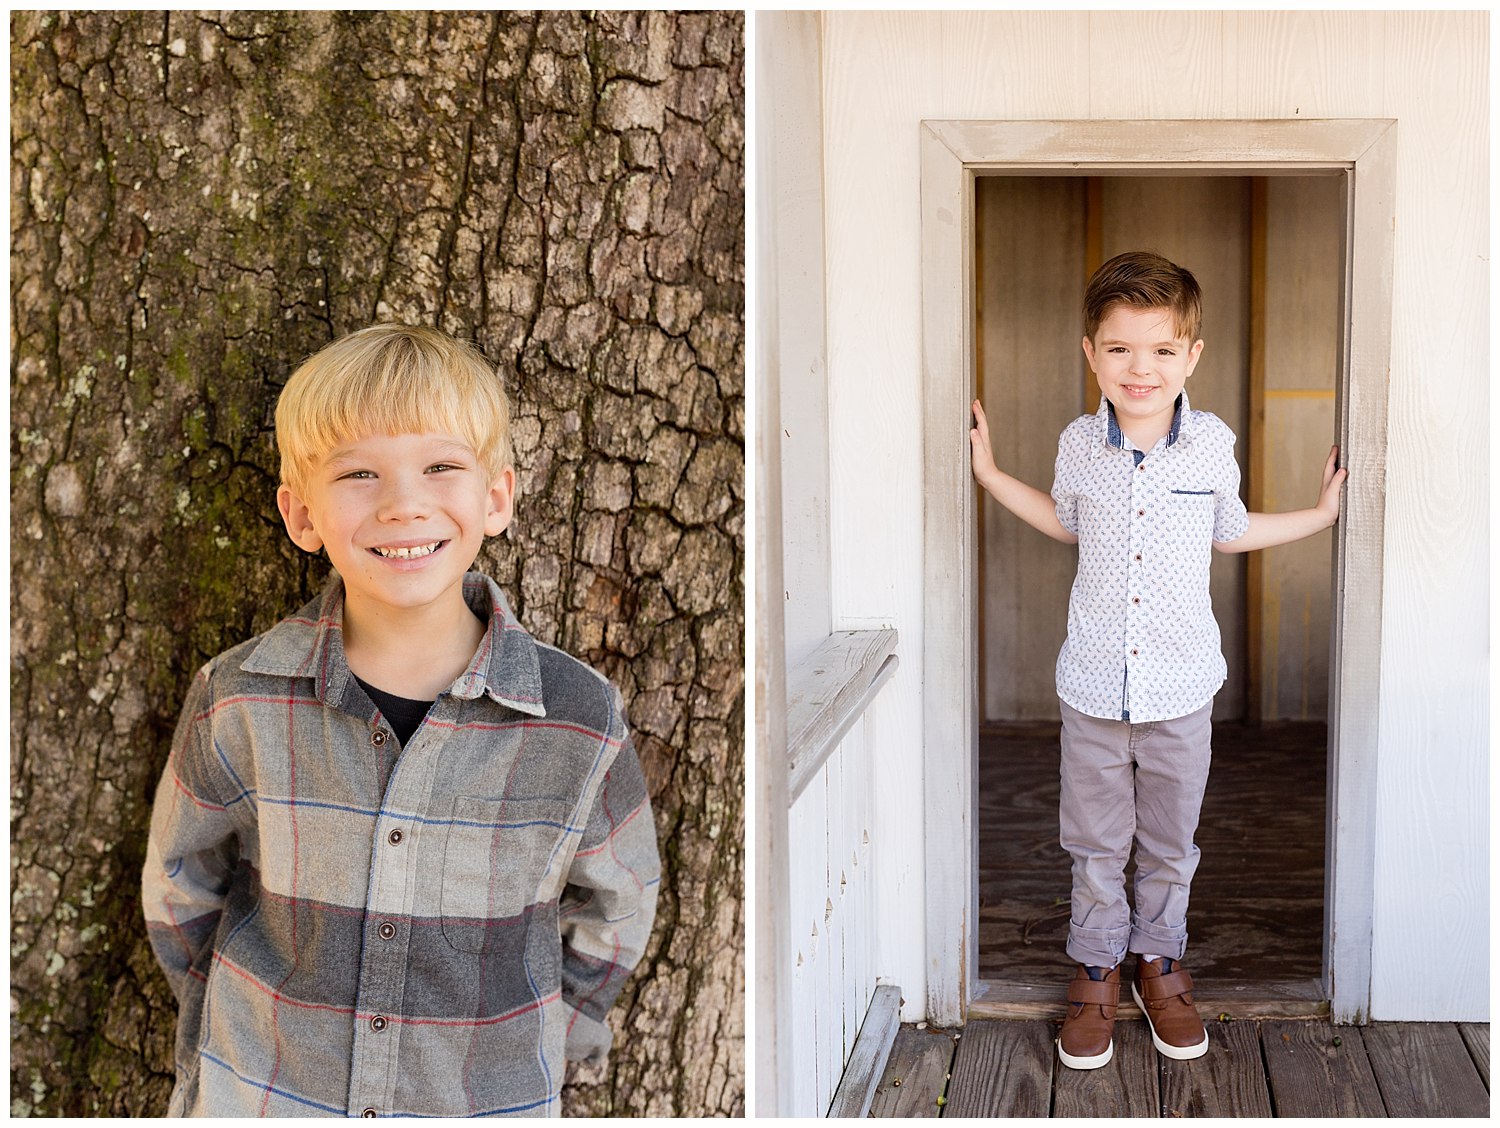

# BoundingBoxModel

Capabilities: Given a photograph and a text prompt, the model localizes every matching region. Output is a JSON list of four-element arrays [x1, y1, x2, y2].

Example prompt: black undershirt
[[353, 675, 434, 749]]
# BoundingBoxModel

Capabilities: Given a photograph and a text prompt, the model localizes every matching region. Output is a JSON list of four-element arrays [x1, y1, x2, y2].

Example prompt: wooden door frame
[[919, 119, 1395, 1027]]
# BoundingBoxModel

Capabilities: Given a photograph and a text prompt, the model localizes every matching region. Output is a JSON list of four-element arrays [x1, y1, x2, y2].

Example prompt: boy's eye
[[426, 462, 462, 473], [338, 470, 375, 480]]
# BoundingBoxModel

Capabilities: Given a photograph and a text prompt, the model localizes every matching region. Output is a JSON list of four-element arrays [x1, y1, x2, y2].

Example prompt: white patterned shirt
[[1050, 392, 1250, 723]]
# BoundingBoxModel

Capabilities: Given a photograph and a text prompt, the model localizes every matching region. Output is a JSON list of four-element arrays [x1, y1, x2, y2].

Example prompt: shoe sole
[[1131, 982, 1209, 1060], [1056, 1038, 1113, 1070]]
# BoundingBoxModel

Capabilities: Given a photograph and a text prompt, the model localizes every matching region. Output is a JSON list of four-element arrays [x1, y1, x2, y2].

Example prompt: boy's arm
[[1215, 446, 1347, 554], [558, 702, 661, 1066], [970, 399, 1079, 545], [141, 665, 242, 1004]]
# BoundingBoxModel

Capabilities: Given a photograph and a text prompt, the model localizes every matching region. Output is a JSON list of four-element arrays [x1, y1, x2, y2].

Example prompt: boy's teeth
[[373, 542, 441, 559]]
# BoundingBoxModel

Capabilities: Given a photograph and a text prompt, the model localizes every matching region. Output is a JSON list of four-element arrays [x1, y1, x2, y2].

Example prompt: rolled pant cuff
[[1066, 923, 1129, 969], [1128, 918, 1188, 960]]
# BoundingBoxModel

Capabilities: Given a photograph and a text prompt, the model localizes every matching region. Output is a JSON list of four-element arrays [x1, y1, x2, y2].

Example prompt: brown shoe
[[1132, 956, 1209, 1059], [1057, 964, 1119, 1069]]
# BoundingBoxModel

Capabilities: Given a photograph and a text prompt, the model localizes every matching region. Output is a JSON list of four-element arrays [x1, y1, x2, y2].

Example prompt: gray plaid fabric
[[143, 572, 660, 1117]]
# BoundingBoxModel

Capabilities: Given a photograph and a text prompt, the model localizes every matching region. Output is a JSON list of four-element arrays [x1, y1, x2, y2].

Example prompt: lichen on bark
[[10, 10, 743, 1117]]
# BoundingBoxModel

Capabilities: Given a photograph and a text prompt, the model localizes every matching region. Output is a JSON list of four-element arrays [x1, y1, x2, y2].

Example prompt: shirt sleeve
[[141, 662, 244, 1007], [1051, 425, 1081, 535], [1212, 427, 1252, 543], [558, 693, 661, 1066]]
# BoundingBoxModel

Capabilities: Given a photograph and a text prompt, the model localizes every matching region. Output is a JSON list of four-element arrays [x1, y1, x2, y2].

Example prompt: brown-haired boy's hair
[[1083, 251, 1203, 343]]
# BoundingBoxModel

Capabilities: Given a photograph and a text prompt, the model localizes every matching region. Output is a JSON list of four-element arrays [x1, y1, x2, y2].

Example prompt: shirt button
[[1131, 648, 1140, 657], [378, 921, 396, 940], [371, 1015, 388, 1032], [370, 729, 388, 747], [388, 828, 404, 846], [1133, 597, 1141, 604], [1137, 508, 1146, 517], [1137, 463, 1146, 471], [1135, 554, 1143, 562], [362, 1109, 378, 1118]]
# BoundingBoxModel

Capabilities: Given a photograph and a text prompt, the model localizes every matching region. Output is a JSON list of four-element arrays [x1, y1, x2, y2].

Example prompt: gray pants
[[1058, 698, 1214, 968]]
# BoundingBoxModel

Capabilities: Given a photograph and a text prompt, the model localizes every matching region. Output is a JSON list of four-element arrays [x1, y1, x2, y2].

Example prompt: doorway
[[917, 118, 1395, 1027], [973, 173, 1342, 991]]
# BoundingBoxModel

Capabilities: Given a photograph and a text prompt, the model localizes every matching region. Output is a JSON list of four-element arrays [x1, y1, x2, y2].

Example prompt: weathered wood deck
[[868, 1018, 1491, 1117]]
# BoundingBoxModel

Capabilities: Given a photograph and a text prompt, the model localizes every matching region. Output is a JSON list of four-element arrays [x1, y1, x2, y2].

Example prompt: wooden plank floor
[[867, 1018, 1492, 1117], [978, 720, 1326, 985]]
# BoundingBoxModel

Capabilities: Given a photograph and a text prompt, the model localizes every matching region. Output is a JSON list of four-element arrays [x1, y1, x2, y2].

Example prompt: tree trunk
[[10, 10, 743, 1117]]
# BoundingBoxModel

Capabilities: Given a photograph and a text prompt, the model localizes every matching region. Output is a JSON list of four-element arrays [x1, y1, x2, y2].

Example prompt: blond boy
[[143, 324, 659, 1116]]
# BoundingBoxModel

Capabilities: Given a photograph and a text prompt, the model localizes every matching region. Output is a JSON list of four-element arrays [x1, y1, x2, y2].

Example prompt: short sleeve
[[1051, 427, 1081, 535], [1212, 431, 1251, 543]]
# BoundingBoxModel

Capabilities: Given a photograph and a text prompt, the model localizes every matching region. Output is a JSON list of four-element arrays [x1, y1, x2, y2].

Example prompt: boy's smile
[[277, 430, 514, 629], [1082, 306, 1203, 446]]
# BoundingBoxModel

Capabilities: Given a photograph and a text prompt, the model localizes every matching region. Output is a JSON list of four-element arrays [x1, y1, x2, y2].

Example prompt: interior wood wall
[[815, 10, 1488, 1020], [974, 177, 1083, 721], [1258, 176, 1342, 720]]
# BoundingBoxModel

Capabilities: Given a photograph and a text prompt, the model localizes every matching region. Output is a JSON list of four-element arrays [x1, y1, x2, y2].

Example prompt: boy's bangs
[[278, 325, 512, 489], [327, 366, 485, 456]]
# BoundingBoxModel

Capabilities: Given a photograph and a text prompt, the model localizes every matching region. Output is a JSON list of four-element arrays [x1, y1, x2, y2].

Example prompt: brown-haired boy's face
[[1082, 305, 1203, 438]]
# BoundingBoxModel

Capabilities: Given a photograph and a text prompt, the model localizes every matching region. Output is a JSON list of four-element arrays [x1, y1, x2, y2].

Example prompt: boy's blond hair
[[1083, 251, 1203, 343], [275, 323, 513, 492]]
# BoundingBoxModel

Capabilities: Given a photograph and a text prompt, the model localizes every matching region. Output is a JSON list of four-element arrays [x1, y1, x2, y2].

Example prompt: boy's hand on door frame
[[970, 399, 998, 486], [1315, 445, 1348, 527]]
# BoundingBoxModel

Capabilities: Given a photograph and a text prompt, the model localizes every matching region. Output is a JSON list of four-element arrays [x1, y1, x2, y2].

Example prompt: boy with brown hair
[[143, 324, 660, 1115], [970, 251, 1345, 1069]]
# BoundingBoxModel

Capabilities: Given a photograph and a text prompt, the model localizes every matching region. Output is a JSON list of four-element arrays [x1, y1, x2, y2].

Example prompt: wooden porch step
[[969, 976, 1328, 1021], [827, 984, 902, 1117]]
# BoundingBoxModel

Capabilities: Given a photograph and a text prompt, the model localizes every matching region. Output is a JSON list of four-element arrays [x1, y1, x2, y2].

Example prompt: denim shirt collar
[[1098, 388, 1192, 452], [240, 570, 547, 717]]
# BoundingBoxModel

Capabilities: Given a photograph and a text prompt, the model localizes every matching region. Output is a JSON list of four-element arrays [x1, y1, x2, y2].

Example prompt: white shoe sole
[[1056, 1037, 1113, 1070], [1131, 981, 1210, 1060]]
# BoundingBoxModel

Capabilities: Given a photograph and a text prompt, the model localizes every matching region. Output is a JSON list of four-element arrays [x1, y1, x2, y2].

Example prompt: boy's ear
[[277, 484, 325, 553], [1185, 338, 1205, 377], [1081, 334, 1097, 370], [484, 467, 516, 537]]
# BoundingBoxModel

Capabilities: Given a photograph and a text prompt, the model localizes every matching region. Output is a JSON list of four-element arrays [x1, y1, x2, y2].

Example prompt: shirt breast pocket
[[440, 794, 577, 953], [1167, 488, 1216, 541]]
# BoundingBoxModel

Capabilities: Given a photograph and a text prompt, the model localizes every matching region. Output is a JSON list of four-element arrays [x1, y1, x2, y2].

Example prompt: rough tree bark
[[10, 11, 743, 1117]]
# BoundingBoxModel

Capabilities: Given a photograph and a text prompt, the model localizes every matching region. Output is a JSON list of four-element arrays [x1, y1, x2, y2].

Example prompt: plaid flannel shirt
[[143, 572, 660, 1117]]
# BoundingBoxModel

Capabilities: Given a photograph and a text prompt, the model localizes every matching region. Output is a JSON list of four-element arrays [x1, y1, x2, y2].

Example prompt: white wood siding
[[816, 11, 1487, 1021], [770, 9, 834, 669], [786, 718, 880, 1115]]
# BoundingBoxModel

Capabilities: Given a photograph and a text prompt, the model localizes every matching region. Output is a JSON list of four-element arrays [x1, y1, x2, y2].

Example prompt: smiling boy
[[143, 324, 660, 1116], [970, 251, 1345, 1070]]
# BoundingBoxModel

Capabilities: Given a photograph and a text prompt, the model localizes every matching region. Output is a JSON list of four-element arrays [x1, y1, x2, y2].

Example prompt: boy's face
[[1082, 305, 1203, 434], [277, 431, 514, 624]]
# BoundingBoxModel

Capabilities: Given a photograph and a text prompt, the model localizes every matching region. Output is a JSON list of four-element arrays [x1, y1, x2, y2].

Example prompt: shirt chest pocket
[[1166, 488, 1215, 541], [440, 794, 578, 953]]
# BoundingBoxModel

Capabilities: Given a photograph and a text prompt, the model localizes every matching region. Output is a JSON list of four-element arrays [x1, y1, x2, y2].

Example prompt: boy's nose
[[376, 476, 430, 521]]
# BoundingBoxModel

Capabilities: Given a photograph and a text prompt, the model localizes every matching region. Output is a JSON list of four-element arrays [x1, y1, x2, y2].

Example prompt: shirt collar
[[1098, 389, 1192, 451], [240, 571, 547, 717]]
